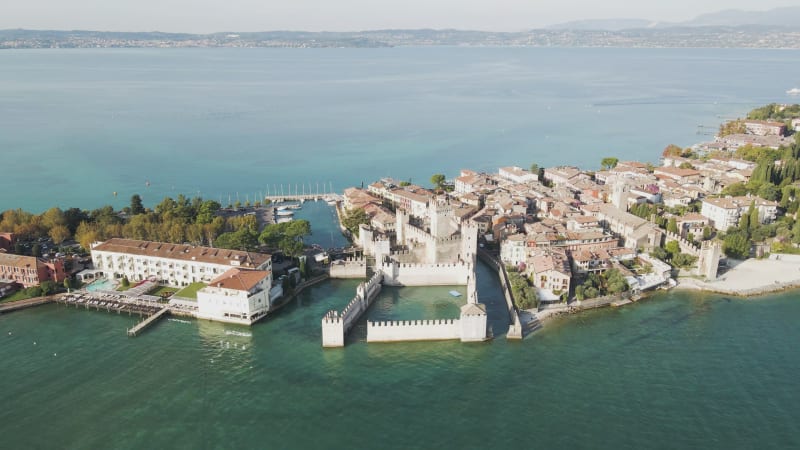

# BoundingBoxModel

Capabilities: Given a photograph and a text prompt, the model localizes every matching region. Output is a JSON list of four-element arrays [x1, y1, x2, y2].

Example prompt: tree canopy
[[601, 157, 619, 170], [430, 174, 446, 190], [341, 208, 369, 237]]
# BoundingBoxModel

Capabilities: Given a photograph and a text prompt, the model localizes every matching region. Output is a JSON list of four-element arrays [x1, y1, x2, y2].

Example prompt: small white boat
[[276, 217, 293, 223], [787, 88, 800, 96], [276, 210, 294, 217], [449, 290, 462, 297]]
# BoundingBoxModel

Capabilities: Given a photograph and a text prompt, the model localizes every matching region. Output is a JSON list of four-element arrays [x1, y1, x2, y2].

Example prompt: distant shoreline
[[3, 27, 800, 50]]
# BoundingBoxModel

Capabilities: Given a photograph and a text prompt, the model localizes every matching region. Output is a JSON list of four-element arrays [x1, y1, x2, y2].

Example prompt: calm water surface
[[2, 269, 799, 449], [2, 47, 800, 448], [2, 47, 800, 211]]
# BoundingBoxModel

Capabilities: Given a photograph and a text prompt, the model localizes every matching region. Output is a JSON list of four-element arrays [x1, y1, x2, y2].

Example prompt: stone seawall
[[367, 319, 461, 342]]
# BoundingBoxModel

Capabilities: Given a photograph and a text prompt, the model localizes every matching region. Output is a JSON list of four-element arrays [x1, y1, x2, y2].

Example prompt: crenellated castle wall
[[367, 319, 461, 342]]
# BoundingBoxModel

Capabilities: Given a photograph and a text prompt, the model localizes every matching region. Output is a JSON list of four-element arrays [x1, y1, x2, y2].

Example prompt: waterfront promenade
[[0, 295, 56, 314]]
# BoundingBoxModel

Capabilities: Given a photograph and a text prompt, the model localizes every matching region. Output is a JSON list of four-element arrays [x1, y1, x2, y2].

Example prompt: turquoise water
[[291, 200, 350, 249], [2, 266, 800, 449], [2, 47, 800, 212], [3, 47, 800, 448], [85, 278, 113, 292]]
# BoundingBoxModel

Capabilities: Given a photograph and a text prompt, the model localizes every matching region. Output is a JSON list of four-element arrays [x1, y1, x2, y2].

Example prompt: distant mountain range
[[2, 7, 800, 50], [548, 6, 800, 30]]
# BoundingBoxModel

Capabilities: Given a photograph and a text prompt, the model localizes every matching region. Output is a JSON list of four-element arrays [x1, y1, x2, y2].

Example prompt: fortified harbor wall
[[380, 261, 471, 286], [329, 257, 368, 279], [321, 271, 383, 347], [664, 231, 701, 257], [367, 319, 460, 342]]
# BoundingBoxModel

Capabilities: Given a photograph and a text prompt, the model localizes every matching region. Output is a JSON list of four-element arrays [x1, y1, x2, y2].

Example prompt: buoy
[[53, 353, 57, 357], [33, 342, 37, 345], [7, 332, 10, 336], [113, 191, 117, 197]]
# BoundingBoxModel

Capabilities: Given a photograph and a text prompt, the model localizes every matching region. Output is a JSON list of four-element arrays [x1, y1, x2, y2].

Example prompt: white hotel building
[[91, 238, 272, 286], [197, 268, 277, 325], [700, 196, 779, 231]]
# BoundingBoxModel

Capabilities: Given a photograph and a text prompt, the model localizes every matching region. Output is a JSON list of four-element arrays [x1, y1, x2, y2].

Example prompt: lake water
[[2, 47, 800, 449], [2, 47, 800, 212]]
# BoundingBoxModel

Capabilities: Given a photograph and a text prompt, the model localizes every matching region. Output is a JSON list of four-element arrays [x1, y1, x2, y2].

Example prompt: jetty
[[127, 306, 170, 337]]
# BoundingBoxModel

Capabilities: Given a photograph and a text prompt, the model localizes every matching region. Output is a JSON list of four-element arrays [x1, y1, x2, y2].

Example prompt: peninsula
[[2, 103, 800, 343]]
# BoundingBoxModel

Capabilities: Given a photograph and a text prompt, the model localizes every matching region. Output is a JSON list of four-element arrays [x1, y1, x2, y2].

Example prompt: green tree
[[678, 162, 695, 170], [196, 200, 221, 225], [672, 253, 698, 269], [430, 174, 446, 190], [723, 231, 750, 259], [666, 218, 678, 234], [530, 163, 539, 174], [63, 278, 72, 291], [757, 183, 780, 202], [650, 246, 668, 261], [25, 286, 42, 298], [341, 208, 370, 237], [40, 207, 66, 230], [130, 194, 145, 215], [665, 240, 681, 257], [48, 224, 71, 245], [31, 243, 41, 257], [121, 276, 130, 288], [702, 226, 712, 241], [604, 268, 629, 294], [600, 157, 619, 170], [40, 281, 56, 296], [738, 205, 751, 235], [215, 228, 260, 251], [722, 183, 749, 197], [748, 202, 760, 234]]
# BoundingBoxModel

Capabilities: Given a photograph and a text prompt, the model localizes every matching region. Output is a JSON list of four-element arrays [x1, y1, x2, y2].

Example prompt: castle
[[323, 195, 488, 347]]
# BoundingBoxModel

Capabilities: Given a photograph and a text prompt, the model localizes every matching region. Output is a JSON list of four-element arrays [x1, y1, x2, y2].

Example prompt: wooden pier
[[127, 306, 170, 337]]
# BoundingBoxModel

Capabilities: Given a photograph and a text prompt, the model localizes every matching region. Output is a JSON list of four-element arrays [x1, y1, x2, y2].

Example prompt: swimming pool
[[86, 278, 114, 292]]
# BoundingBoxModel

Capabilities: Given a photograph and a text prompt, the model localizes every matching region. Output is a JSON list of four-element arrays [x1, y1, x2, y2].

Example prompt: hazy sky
[[3, 0, 799, 33]]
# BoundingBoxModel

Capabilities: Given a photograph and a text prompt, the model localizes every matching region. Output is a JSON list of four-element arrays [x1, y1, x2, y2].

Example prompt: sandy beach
[[676, 254, 800, 297]]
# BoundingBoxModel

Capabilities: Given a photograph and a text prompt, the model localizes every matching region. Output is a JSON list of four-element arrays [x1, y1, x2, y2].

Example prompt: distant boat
[[449, 290, 462, 297], [276, 217, 293, 223], [787, 88, 800, 96], [276, 210, 294, 217]]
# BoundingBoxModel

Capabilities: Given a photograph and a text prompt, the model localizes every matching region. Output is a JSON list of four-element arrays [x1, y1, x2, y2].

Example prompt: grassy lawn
[[117, 284, 134, 292], [174, 282, 207, 300], [0, 290, 35, 303], [148, 285, 179, 299]]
